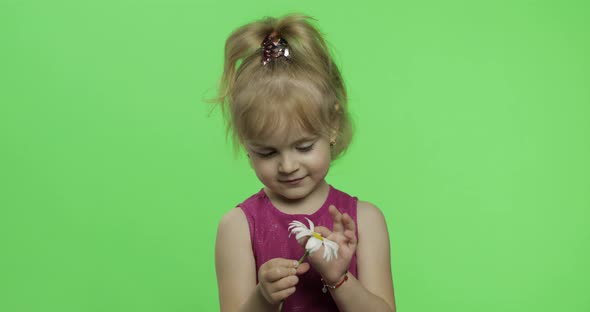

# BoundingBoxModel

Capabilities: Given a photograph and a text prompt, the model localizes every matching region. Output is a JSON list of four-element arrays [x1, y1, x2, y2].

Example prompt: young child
[[214, 14, 396, 312]]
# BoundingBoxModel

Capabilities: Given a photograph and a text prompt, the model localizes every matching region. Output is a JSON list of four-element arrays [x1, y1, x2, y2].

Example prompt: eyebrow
[[248, 136, 318, 149]]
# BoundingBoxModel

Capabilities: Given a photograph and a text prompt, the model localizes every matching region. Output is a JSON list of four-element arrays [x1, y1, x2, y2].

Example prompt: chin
[[268, 185, 310, 201]]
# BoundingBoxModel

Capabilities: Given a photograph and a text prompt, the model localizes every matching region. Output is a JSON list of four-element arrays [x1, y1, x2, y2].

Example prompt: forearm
[[236, 284, 276, 312], [329, 273, 394, 312]]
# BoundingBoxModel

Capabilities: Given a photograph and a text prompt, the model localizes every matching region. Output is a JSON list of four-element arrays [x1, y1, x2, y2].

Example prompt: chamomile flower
[[288, 218, 339, 262]]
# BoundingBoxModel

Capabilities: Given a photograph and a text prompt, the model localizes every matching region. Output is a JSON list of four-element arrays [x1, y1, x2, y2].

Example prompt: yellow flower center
[[312, 232, 324, 241]]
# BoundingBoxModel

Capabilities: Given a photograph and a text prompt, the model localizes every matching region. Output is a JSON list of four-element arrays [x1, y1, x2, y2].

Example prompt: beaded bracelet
[[321, 273, 349, 293]]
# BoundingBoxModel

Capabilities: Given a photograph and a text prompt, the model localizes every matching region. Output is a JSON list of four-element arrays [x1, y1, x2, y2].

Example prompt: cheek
[[318, 156, 332, 173], [251, 160, 275, 179], [306, 149, 332, 173]]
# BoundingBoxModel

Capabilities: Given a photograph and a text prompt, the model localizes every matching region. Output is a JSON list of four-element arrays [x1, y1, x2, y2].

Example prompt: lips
[[280, 177, 305, 183]]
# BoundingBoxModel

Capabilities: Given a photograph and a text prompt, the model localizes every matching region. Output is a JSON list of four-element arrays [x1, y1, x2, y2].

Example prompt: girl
[[214, 14, 396, 312]]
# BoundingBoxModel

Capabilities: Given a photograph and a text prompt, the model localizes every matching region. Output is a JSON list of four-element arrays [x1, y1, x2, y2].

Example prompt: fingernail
[[293, 261, 299, 267]]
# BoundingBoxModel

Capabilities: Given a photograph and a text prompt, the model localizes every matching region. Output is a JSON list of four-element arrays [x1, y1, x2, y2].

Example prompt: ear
[[329, 129, 338, 147], [330, 102, 340, 144]]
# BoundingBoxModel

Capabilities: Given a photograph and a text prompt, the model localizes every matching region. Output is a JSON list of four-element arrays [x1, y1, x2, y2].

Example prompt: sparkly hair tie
[[261, 32, 290, 65]]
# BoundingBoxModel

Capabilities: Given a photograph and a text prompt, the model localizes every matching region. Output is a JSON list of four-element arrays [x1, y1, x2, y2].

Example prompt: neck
[[265, 180, 329, 215]]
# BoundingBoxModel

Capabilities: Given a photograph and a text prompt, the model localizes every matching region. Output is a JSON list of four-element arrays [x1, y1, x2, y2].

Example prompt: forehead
[[246, 128, 318, 148], [244, 123, 320, 147], [238, 97, 327, 148], [233, 71, 332, 147]]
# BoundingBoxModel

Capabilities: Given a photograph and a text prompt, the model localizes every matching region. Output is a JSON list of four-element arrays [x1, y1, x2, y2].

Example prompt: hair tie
[[261, 32, 290, 65]]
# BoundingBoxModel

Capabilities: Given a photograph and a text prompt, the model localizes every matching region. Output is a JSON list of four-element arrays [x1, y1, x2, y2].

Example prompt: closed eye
[[297, 144, 314, 152], [256, 150, 276, 158]]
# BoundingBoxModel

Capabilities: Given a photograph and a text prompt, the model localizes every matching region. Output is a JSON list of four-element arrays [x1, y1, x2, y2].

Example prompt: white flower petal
[[304, 217, 315, 232], [288, 220, 313, 239], [306, 237, 322, 255], [323, 248, 332, 262], [322, 238, 339, 261], [288, 218, 340, 262], [295, 229, 312, 240], [288, 221, 306, 232]]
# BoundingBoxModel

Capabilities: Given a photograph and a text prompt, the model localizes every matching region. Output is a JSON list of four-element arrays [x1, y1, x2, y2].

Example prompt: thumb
[[296, 262, 310, 275]]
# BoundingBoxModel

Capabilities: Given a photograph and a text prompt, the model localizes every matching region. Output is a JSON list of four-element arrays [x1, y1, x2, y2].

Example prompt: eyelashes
[[255, 144, 315, 158], [296, 144, 314, 152], [257, 151, 275, 158]]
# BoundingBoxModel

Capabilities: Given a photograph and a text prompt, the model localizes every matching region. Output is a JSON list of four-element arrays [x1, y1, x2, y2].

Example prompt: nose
[[278, 152, 299, 174]]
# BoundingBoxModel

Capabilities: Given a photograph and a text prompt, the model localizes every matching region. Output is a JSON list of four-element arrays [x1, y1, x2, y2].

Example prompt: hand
[[301, 205, 358, 285], [257, 258, 310, 305]]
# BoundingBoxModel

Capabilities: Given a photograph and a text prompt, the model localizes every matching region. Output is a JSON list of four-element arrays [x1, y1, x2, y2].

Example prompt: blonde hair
[[215, 14, 352, 159]]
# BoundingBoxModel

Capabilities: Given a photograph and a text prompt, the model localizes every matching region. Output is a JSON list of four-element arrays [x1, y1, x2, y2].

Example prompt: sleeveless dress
[[238, 184, 358, 312]]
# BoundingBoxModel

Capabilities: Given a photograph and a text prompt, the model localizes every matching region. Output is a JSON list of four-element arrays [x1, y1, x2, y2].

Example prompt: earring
[[330, 139, 336, 146]]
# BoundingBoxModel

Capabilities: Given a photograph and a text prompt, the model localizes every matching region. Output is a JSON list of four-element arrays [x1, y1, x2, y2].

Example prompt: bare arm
[[332, 201, 396, 311], [310, 202, 396, 311], [215, 208, 271, 312], [215, 208, 309, 312]]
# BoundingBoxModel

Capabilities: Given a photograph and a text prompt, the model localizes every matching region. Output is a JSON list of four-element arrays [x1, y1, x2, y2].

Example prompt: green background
[[1, 0, 589, 311]]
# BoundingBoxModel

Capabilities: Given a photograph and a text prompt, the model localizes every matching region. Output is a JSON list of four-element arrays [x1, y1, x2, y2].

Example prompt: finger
[[268, 274, 299, 296], [270, 286, 297, 303], [267, 258, 300, 268], [313, 226, 333, 239], [261, 258, 299, 282], [344, 229, 357, 245], [296, 262, 310, 275], [263, 266, 297, 283], [329, 205, 344, 233], [342, 213, 356, 233]]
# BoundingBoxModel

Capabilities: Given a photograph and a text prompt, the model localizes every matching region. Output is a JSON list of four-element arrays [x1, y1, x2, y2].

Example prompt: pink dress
[[238, 185, 358, 312]]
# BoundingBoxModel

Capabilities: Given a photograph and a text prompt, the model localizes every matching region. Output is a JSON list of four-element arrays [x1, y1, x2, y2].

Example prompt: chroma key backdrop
[[1, 0, 589, 311]]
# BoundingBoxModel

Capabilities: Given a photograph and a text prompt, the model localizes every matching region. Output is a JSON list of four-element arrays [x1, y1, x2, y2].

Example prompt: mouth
[[279, 176, 305, 184]]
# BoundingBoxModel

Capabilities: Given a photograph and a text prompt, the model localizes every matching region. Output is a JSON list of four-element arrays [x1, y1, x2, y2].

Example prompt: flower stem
[[278, 250, 309, 312], [297, 250, 309, 265]]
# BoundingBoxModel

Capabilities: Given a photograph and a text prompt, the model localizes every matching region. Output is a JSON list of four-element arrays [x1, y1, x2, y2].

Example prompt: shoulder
[[357, 200, 386, 221], [216, 207, 252, 264], [218, 206, 249, 230], [355, 201, 390, 255], [356, 200, 389, 246], [215, 207, 257, 311], [216, 207, 252, 258], [356, 200, 388, 234], [355, 200, 396, 310]]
